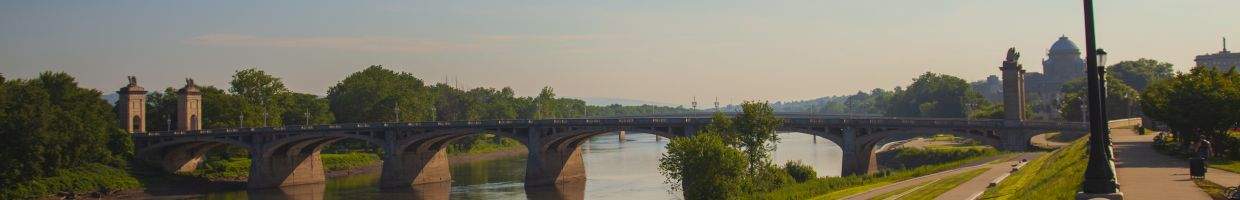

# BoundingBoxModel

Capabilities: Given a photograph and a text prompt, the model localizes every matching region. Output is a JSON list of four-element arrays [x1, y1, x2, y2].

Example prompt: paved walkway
[[842, 154, 1029, 200], [934, 153, 1040, 200], [1112, 128, 1218, 200]]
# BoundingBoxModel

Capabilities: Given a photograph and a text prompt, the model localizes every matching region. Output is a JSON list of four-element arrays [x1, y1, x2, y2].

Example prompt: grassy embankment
[[979, 137, 1087, 200], [0, 163, 142, 199], [745, 146, 1001, 199], [871, 167, 991, 200], [447, 136, 524, 156], [185, 152, 380, 181]]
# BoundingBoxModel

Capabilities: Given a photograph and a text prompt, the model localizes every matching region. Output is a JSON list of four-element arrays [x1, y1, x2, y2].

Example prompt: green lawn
[[186, 152, 381, 181], [869, 179, 924, 200], [1208, 160, 1240, 174], [1191, 178, 1231, 200], [979, 137, 1087, 200], [895, 167, 990, 200]]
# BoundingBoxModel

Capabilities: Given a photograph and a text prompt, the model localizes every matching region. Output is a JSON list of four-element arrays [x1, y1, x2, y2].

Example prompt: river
[[197, 132, 842, 199]]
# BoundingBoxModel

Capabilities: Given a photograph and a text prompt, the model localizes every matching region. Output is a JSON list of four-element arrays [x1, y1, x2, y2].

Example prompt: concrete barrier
[[1107, 118, 1142, 129]]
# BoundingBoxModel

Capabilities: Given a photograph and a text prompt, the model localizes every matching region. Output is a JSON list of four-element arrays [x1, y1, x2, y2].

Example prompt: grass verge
[[184, 152, 381, 181], [896, 167, 989, 200], [979, 137, 1087, 200], [0, 163, 141, 199], [1192, 178, 1231, 200], [742, 150, 1003, 200], [1209, 160, 1240, 174]]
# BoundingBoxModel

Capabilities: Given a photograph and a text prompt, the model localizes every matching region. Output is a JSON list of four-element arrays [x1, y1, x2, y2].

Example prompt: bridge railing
[[134, 116, 1088, 137]]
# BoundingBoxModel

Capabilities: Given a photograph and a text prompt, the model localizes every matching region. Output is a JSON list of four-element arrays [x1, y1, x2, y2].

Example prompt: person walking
[[1191, 137, 1214, 179]]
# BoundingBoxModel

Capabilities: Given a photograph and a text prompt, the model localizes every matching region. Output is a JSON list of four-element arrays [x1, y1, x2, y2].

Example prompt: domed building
[[1027, 36, 1086, 94]]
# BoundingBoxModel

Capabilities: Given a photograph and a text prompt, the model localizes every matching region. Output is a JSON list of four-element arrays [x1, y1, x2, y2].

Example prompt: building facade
[[1027, 36, 1086, 94], [1195, 39, 1239, 71]]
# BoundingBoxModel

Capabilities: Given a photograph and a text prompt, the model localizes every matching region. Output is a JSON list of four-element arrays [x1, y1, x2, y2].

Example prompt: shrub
[[783, 161, 817, 183], [0, 163, 140, 199], [746, 165, 795, 192], [658, 132, 748, 200]]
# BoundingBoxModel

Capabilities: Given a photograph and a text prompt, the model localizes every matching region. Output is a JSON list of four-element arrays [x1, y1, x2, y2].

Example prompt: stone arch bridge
[[132, 114, 1085, 189]]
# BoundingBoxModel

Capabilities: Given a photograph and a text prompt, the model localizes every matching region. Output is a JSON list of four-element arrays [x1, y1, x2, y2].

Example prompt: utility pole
[[304, 112, 311, 126]]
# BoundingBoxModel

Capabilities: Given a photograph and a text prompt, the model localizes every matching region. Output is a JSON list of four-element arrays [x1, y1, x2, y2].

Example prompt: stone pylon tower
[[117, 76, 147, 133], [1001, 48, 1026, 121], [177, 78, 202, 131]]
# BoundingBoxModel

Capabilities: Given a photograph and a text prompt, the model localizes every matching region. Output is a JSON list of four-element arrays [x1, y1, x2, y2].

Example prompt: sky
[[2, 0, 1236, 106]]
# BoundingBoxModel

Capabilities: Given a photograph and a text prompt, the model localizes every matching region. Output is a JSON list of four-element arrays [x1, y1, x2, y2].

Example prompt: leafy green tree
[[230, 68, 291, 126], [1141, 67, 1240, 156], [327, 65, 432, 123], [886, 72, 986, 118], [282, 93, 335, 126], [658, 132, 748, 200], [0, 72, 130, 186], [1058, 76, 1140, 121], [732, 102, 784, 174], [145, 88, 179, 131], [1108, 59, 1175, 91]]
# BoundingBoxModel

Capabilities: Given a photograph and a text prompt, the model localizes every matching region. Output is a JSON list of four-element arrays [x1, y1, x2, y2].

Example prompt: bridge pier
[[525, 144, 587, 186], [249, 140, 331, 189], [379, 147, 452, 189], [999, 129, 1033, 151]]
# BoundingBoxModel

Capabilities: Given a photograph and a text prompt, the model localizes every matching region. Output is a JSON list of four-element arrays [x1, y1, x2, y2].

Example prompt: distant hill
[[102, 93, 119, 106], [576, 97, 680, 107]]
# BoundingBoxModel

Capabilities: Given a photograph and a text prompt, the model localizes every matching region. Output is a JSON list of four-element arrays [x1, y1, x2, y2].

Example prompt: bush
[[747, 165, 795, 192], [659, 132, 749, 200], [0, 163, 141, 199], [783, 161, 817, 183]]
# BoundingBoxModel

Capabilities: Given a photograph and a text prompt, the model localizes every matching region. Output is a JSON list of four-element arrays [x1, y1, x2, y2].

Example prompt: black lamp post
[[1080, 0, 1122, 197]]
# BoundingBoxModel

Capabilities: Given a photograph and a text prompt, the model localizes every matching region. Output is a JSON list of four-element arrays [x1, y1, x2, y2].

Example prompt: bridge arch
[[381, 128, 528, 189], [777, 127, 847, 148], [134, 137, 254, 175]]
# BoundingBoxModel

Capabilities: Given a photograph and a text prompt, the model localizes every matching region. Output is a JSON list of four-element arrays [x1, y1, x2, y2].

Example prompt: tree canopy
[[1057, 76, 1141, 121], [886, 72, 987, 118], [1108, 58, 1175, 91], [1141, 67, 1240, 156], [0, 72, 131, 186]]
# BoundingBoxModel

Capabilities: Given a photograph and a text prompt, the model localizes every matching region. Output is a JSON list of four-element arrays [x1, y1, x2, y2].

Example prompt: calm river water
[[197, 132, 842, 199]]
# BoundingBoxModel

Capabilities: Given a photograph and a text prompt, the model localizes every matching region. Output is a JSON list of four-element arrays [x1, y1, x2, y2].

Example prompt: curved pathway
[[1111, 128, 1213, 199]]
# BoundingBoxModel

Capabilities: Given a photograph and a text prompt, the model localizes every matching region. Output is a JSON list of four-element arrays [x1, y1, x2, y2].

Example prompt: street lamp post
[[1079, 0, 1122, 197]]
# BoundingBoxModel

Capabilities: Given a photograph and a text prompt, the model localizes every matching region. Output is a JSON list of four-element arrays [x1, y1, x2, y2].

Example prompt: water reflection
[[195, 132, 840, 199]]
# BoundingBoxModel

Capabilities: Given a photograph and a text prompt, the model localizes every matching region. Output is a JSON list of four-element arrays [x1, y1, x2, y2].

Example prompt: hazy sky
[[2, 0, 1236, 105]]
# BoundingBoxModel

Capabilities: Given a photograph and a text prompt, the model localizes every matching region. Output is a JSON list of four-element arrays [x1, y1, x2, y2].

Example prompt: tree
[[886, 72, 986, 118], [1058, 76, 1140, 121], [731, 102, 784, 174], [1109, 59, 1175, 91], [658, 132, 748, 200], [230, 68, 291, 126], [1142, 67, 1240, 156], [327, 65, 432, 123], [0, 72, 130, 186], [282, 93, 335, 126]]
